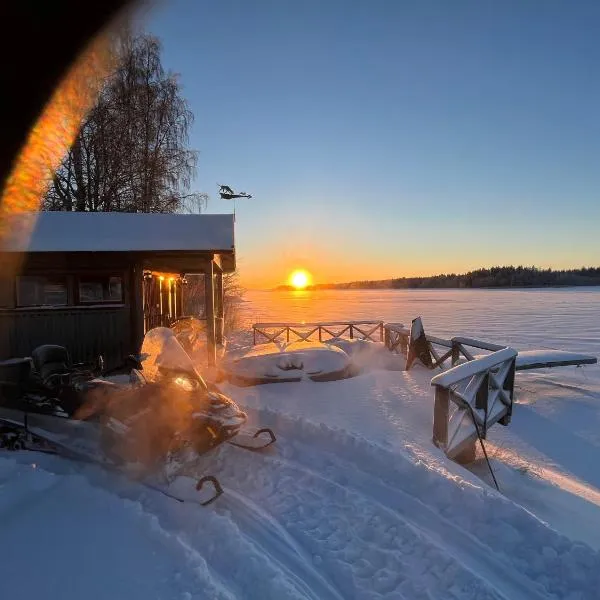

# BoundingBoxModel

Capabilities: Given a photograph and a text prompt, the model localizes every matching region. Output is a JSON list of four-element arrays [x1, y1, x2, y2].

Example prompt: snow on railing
[[383, 323, 410, 355], [252, 321, 385, 344], [430, 347, 517, 461], [384, 318, 511, 371]]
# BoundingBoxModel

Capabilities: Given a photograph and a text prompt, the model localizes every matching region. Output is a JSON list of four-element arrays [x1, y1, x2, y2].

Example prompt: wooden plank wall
[[0, 307, 131, 369]]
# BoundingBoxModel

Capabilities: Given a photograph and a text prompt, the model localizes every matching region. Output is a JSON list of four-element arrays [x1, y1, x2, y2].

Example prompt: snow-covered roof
[[1, 212, 234, 253]]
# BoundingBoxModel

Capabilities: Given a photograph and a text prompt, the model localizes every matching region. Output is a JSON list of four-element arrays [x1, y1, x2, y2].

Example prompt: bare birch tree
[[44, 32, 204, 213]]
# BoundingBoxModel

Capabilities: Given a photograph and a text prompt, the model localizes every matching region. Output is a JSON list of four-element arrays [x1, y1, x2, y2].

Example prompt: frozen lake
[[241, 287, 600, 355]]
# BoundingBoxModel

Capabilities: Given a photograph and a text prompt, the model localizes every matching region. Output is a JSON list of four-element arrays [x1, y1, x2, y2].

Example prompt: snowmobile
[[0, 327, 276, 505]]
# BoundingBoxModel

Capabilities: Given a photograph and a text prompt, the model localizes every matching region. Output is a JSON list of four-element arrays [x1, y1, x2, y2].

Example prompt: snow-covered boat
[[222, 340, 354, 385]]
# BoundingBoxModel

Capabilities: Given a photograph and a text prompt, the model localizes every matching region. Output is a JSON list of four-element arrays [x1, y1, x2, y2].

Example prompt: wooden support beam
[[175, 279, 183, 319], [204, 262, 216, 367], [451, 343, 460, 366], [159, 277, 170, 326], [432, 387, 450, 450], [130, 262, 145, 353], [215, 269, 224, 346]]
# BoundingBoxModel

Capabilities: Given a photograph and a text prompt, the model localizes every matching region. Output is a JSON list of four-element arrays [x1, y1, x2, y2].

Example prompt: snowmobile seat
[[31, 344, 72, 388]]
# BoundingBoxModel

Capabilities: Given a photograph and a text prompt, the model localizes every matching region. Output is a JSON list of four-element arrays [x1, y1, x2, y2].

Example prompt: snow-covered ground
[[2, 288, 600, 599]]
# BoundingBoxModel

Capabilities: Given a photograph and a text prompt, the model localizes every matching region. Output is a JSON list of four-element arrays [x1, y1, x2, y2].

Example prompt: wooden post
[[454, 442, 477, 465], [130, 262, 145, 353], [475, 372, 490, 437], [499, 359, 516, 425], [350, 325, 354, 339], [432, 387, 450, 450], [205, 262, 216, 367], [451, 342, 460, 366], [159, 277, 170, 326], [379, 322, 384, 342], [169, 279, 176, 319], [406, 317, 432, 370], [475, 373, 490, 411], [175, 278, 183, 318], [214, 269, 224, 346]]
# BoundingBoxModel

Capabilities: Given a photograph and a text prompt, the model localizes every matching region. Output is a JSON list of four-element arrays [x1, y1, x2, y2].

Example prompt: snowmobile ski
[[0, 415, 224, 507], [228, 427, 276, 451]]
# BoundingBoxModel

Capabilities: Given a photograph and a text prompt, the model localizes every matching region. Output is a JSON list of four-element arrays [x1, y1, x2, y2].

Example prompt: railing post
[[318, 326, 322, 342], [253, 327, 256, 345], [286, 327, 290, 343], [432, 387, 449, 449], [499, 359, 516, 425], [475, 372, 490, 437], [379, 322, 383, 341], [350, 325, 354, 339], [451, 342, 460, 366]]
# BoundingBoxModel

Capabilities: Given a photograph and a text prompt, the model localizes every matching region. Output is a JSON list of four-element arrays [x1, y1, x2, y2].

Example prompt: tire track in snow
[[211, 444, 504, 599], [235, 408, 600, 599], [3, 452, 315, 600], [220, 489, 345, 600], [257, 443, 548, 600]]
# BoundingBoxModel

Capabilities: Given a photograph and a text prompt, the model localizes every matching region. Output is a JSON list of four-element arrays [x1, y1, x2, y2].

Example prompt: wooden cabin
[[0, 212, 235, 369]]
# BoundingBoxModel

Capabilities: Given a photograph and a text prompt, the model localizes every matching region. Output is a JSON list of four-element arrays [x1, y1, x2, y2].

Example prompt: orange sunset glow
[[289, 269, 311, 289]]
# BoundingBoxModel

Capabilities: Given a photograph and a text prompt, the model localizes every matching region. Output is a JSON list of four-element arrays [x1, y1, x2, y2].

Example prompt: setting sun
[[289, 269, 311, 289]]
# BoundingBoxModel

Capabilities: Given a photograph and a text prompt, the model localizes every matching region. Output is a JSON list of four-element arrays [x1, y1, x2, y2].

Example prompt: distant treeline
[[276, 266, 600, 291]]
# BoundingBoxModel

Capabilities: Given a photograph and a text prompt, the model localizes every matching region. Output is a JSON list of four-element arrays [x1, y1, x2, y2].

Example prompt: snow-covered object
[[325, 338, 404, 371], [222, 341, 351, 385], [431, 347, 518, 388], [1, 212, 234, 252], [515, 349, 597, 370]]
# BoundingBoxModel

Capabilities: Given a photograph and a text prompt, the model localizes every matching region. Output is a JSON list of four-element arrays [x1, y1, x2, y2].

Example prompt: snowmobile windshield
[[139, 327, 208, 390]]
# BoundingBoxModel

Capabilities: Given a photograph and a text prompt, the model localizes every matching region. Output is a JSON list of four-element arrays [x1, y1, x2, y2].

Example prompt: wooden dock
[[252, 316, 597, 464]]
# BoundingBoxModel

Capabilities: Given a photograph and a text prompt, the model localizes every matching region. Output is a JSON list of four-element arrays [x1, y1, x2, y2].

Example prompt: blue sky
[[148, 0, 600, 288]]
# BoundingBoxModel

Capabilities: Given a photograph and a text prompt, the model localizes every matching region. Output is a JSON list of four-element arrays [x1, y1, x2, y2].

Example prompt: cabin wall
[[0, 252, 137, 368], [0, 307, 131, 368], [0, 251, 227, 368]]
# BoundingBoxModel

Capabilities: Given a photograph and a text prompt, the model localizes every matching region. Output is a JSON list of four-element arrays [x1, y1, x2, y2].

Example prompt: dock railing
[[253, 321, 384, 345], [430, 347, 517, 461], [382, 323, 410, 355], [384, 319, 508, 370]]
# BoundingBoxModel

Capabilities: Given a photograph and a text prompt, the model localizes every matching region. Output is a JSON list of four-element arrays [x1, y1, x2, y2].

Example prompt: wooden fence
[[384, 320, 507, 370], [430, 347, 517, 461], [382, 323, 410, 355], [253, 321, 384, 345]]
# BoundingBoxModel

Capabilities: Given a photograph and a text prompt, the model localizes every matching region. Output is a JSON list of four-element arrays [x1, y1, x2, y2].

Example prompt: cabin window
[[78, 276, 123, 304], [16, 276, 68, 307]]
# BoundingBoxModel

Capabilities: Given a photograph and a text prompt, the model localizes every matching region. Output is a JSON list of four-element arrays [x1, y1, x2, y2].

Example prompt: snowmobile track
[[258, 443, 549, 600], [209, 442, 507, 599], [221, 489, 345, 600]]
